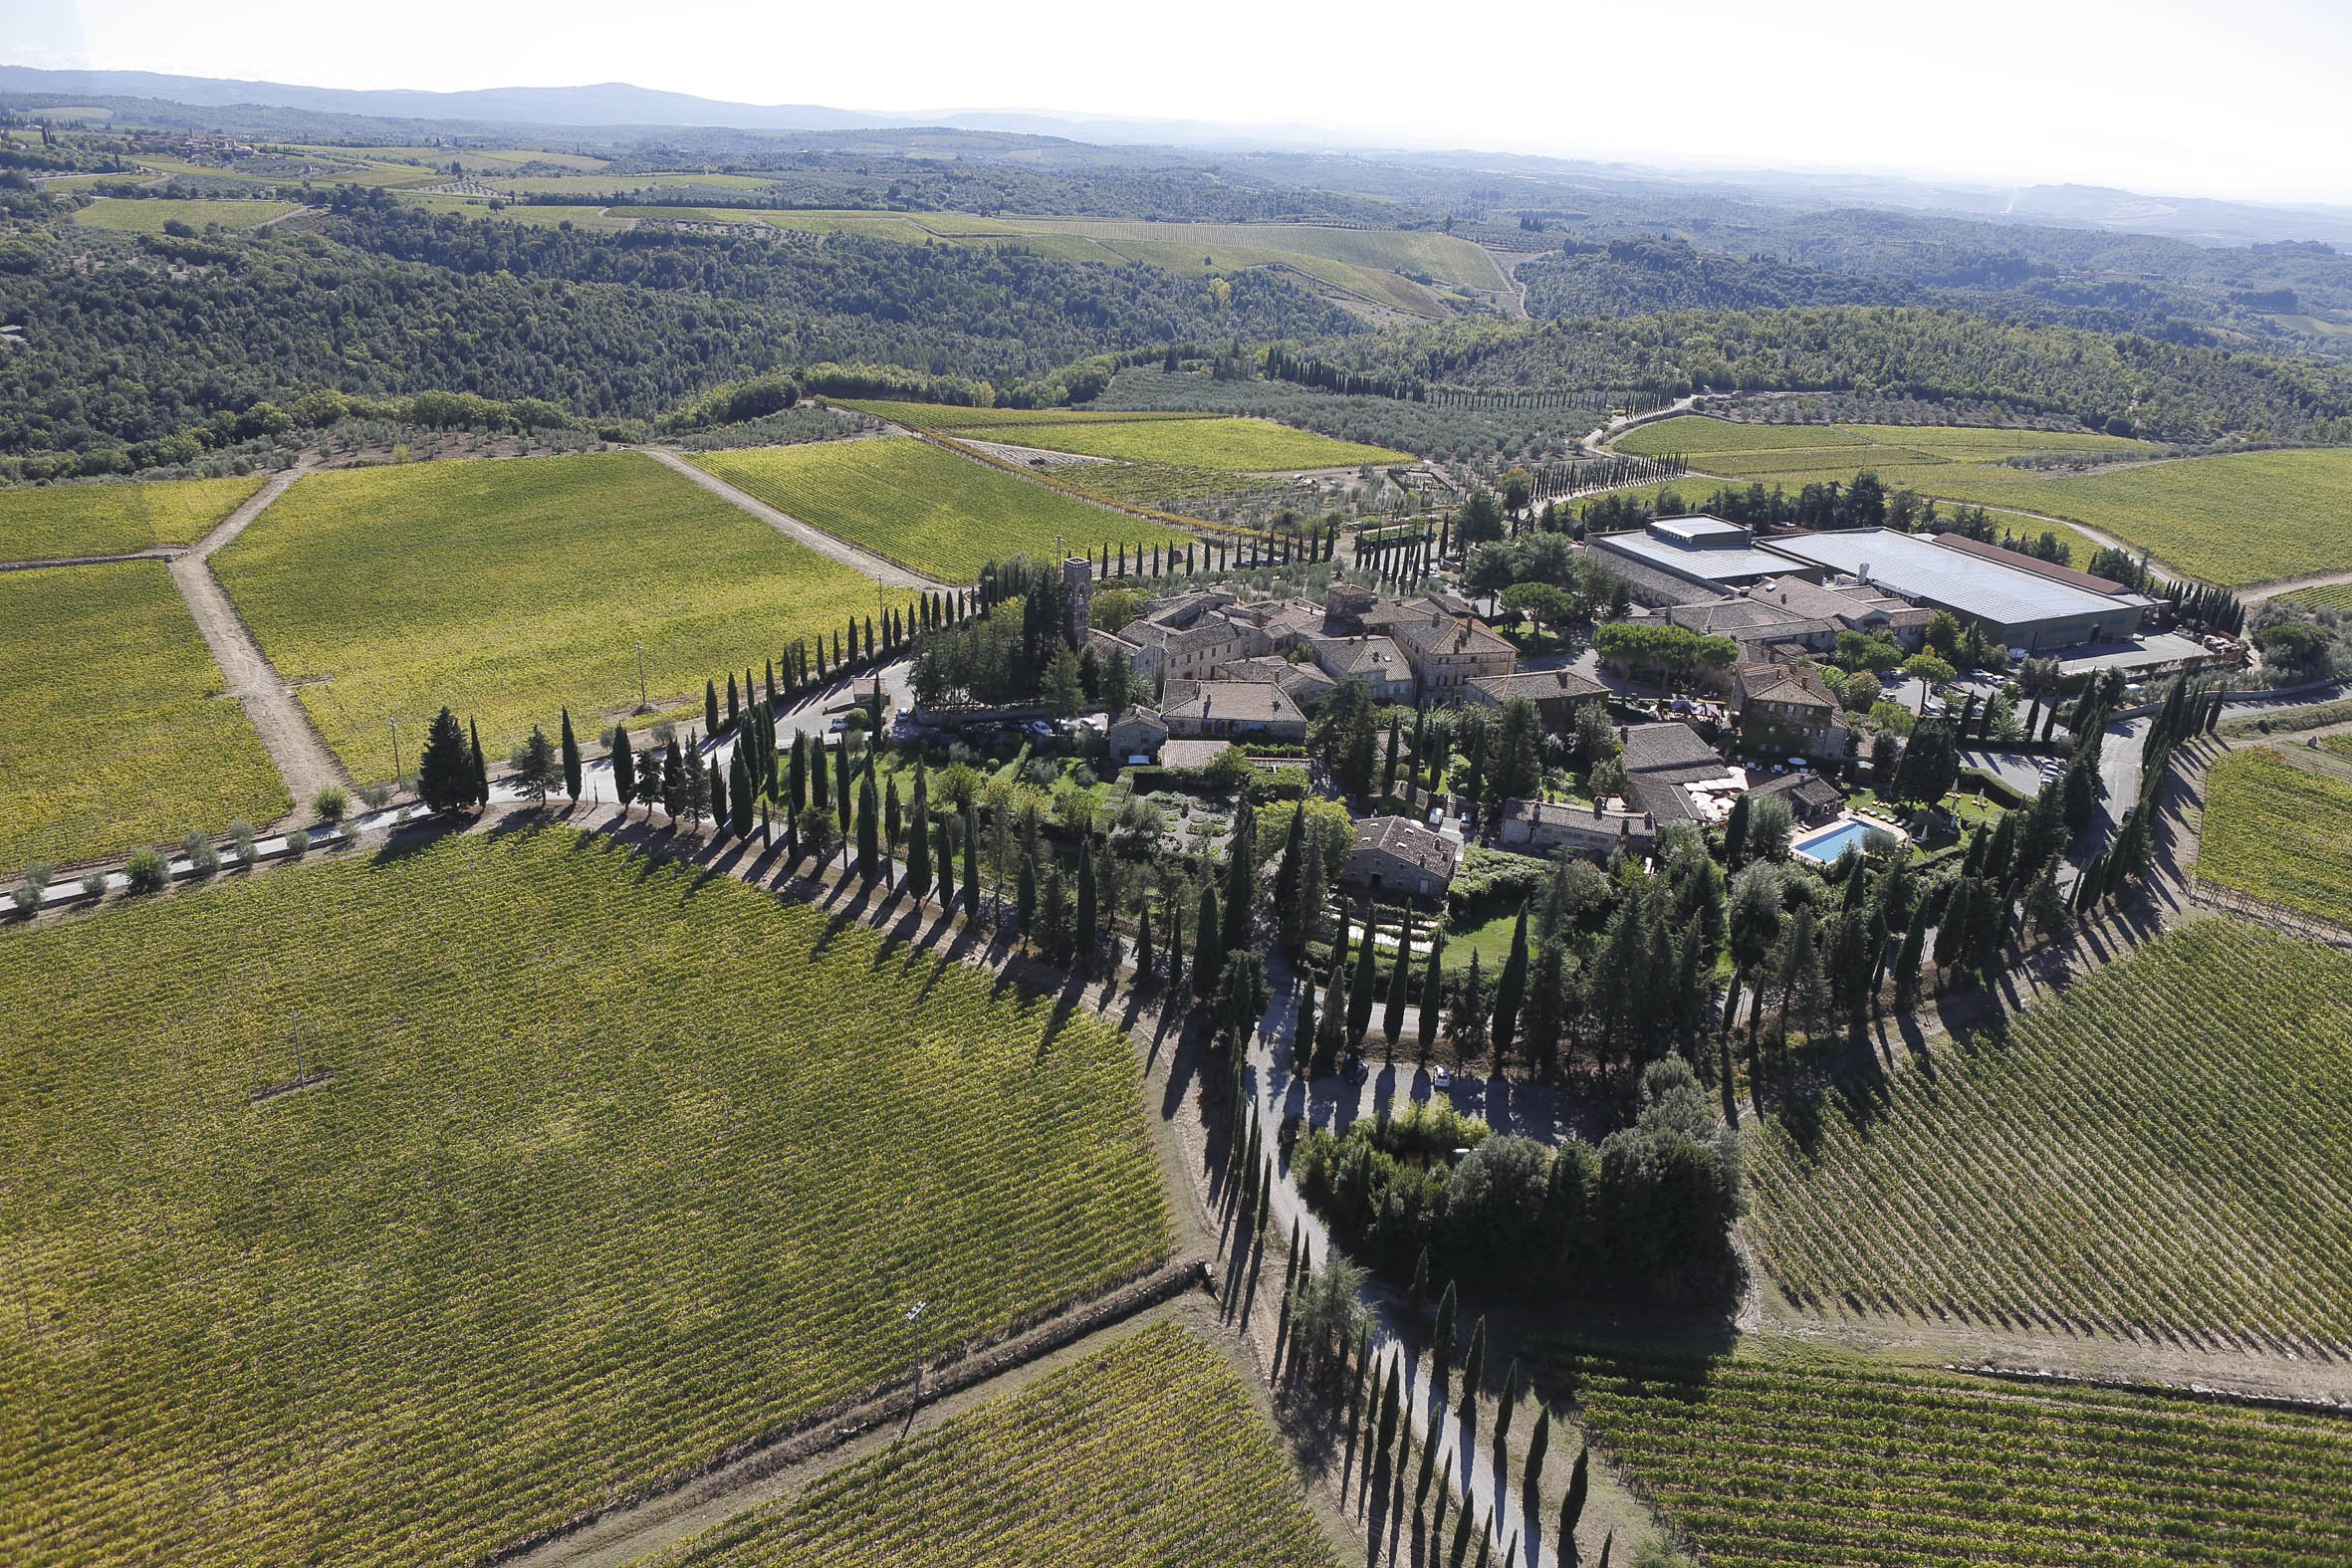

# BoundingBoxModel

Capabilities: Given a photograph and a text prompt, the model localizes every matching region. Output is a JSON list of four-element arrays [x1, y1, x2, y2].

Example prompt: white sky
[[15, 0, 2352, 207]]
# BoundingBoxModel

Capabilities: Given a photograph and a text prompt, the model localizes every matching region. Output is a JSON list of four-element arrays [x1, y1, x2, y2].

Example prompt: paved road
[[640, 447, 949, 592]]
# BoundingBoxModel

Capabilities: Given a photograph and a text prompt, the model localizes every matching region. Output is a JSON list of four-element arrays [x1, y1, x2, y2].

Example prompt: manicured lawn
[[213, 451, 882, 782], [0, 561, 286, 864], [0, 827, 1169, 1568], [691, 435, 1186, 581]]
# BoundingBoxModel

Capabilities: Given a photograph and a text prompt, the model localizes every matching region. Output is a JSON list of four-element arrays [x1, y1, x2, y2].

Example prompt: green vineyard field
[[835, 400, 1218, 429], [2195, 747, 2352, 927], [69, 196, 302, 233], [0, 560, 286, 865], [0, 827, 1169, 1568], [0, 474, 262, 560], [691, 435, 1185, 581], [959, 416, 1408, 470], [1529, 1342, 2352, 1568], [651, 1322, 1338, 1568], [212, 451, 879, 782], [1746, 921, 2352, 1352]]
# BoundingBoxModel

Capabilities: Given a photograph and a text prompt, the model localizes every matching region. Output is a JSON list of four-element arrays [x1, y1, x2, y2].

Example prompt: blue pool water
[[1791, 818, 1877, 861]]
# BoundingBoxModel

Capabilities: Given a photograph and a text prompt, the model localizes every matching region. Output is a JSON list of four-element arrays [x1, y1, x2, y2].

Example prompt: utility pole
[[291, 1011, 301, 1081], [636, 639, 647, 712], [388, 719, 400, 787]]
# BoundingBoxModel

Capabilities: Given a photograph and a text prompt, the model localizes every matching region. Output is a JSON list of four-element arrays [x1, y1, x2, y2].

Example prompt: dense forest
[[0, 200, 1356, 464], [1301, 308, 2352, 444]]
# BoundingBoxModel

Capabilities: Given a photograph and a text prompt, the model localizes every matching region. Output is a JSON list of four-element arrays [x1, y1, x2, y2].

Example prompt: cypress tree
[[468, 718, 489, 806], [1313, 961, 1346, 1077], [1222, 807, 1256, 955], [790, 732, 810, 814], [1378, 1359, 1403, 1457], [1418, 933, 1446, 1060], [884, 778, 902, 882], [1272, 803, 1306, 951], [609, 723, 636, 813], [1892, 914, 1927, 1005], [1384, 912, 1413, 1056], [1526, 1409, 1550, 1502], [962, 802, 980, 919], [560, 708, 582, 803], [1494, 1358, 1519, 1451], [659, 740, 684, 824], [1134, 899, 1154, 981], [1406, 1245, 1430, 1318], [713, 753, 734, 837], [1347, 914, 1378, 1050], [906, 766, 932, 899], [1563, 1445, 1589, 1537], [1193, 885, 1224, 1002], [856, 773, 880, 877], [1724, 790, 1752, 868], [1491, 906, 1529, 1066], [934, 815, 954, 910], [834, 741, 851, 831], [1293, 980, 1317, 1076], [1016, 845, 1037, 934], [1434, 1280, 1458, 1372], [1166, 888, 1185, 994], [1075, 846, 1098, 969], [726, 673, 739, 729], [705, 680, 720, 738], [1461, 1317, 1487, 1424], [765, 658, 776, 703], [419, 707, 472, 814]]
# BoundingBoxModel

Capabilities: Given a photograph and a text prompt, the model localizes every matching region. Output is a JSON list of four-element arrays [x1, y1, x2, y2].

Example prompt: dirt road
[[640, 447, 949, 592], [168, 466, 348, 813]]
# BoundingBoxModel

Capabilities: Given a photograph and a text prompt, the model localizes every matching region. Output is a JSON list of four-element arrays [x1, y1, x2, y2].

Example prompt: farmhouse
[[1157, 678, 1308, 743], [1730, 662, 1853, 762], [1305, 633, 1417, 703], [1618, 721, 1746, 824], [1379, 607, 1518, 696], [1106, 707, 1168, 765], [1343, 816, 1460, 898], [1750, 769, 1845, 825], [1493, 795, 1659, 860], [1743, 574, 1934, 650], [1462, 666, 1610, 725]]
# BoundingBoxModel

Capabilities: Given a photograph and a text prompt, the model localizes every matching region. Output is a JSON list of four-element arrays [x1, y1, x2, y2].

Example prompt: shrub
[[179, 829, 218, 879], [312, 784, 349, 822], [228, 819, 258, 867], [124, 847, 168, 893], [283, 827, 309, 861]]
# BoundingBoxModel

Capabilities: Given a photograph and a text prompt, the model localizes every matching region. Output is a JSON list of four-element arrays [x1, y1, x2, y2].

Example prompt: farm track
[[0, 548, 180, 570], [638, 446, 950, 591], [501, 1272, 1214, 1568], [164, 465, 349, 812]]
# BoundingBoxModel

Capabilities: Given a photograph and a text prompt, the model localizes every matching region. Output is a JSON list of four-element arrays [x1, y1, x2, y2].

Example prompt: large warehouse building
[[1764, 529, 2142, 651]]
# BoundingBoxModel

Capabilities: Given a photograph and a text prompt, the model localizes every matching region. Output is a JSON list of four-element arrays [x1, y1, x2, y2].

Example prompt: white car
[[1432, 1065, 1453, 1090]]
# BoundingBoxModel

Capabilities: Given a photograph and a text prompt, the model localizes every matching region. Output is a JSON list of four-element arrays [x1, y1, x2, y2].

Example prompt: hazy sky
[[16, 0, 2352, 206]]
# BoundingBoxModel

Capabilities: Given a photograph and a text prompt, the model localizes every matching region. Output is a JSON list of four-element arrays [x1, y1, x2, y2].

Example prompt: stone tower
[[1063, 554, 1093, 643]]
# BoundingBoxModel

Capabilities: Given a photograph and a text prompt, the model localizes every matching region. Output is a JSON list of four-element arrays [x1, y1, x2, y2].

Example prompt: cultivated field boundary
[[638, 446, 950, 592], [487, 1256, 1208, 1568]]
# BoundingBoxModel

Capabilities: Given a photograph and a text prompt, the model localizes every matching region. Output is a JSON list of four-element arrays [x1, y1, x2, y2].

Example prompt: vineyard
[[957, 415, 1407, 470], [211, 451, 879, 781], [0, 474, 262, 560], [1745, 921, 2352, 1354], [0, 561, 286, 864], [0, 827, 1170, 1568], [1529, 1342, 2352, 1568], [648, 1322, 1338, 1568], [1909, 447, 2352, 585], [690, 435, 1186, 581], [2283, 580, 2352, 611], [70, 196, 304, 233], [834, 400, 1218, 429], [2194, 747, 2352, 927]]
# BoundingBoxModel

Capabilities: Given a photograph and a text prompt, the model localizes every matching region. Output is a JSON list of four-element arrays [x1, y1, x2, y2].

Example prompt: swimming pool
[[1791, 817, 1881, 862]]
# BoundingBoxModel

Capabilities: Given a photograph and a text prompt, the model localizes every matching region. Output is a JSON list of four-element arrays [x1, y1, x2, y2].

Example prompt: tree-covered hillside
[[0, 200, 1358, 467], [1308, 307, 2352, 443]]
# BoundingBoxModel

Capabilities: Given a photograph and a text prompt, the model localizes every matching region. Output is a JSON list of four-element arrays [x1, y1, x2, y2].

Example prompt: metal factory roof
[[1764, 529, 2133, 626]]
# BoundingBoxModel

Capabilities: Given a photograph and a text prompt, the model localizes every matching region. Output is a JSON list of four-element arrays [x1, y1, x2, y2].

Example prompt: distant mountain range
[[7, 63, 2352, 249]]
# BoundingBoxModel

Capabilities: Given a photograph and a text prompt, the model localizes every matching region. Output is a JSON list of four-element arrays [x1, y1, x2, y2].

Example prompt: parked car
[[1432, 1065, 1453, 1090], [1342, 1055, 1369, 1085]]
